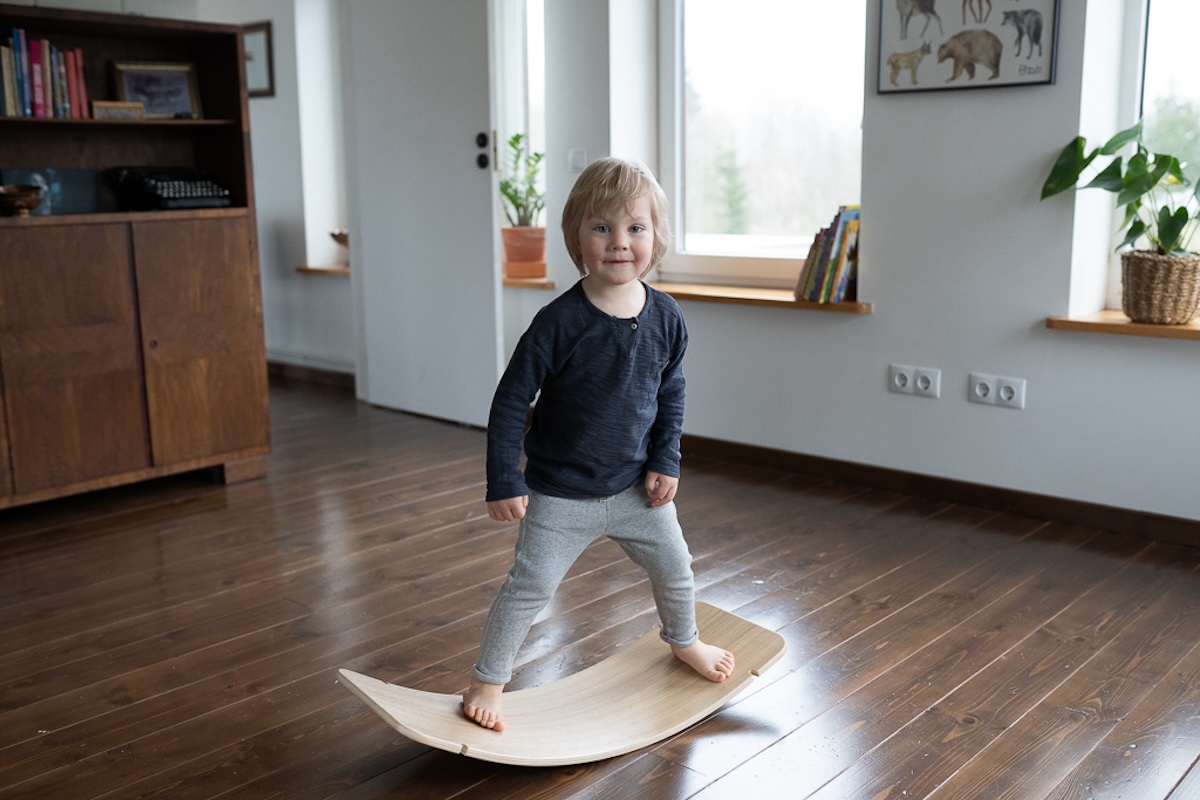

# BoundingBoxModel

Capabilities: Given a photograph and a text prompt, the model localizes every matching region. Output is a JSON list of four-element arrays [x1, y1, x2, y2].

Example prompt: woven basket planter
[[1120, 250, 1200, 325]]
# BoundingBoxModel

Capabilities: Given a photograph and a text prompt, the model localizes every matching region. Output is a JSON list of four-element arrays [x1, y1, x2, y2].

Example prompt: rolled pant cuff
[[472, 665, 511, 685], [660, 627, 699, 649]]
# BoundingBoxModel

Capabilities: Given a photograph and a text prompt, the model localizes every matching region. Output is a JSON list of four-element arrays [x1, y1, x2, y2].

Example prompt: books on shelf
[[2, 28, 89, 118], [794, 205, 861, 304]]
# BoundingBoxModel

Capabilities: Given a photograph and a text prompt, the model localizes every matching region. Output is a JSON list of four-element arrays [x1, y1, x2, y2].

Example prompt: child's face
[[577, 195, 654, 286]]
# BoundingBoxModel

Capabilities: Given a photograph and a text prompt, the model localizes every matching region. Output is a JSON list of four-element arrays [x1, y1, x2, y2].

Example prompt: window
[[1140, 0, 1200, 208], [658, 0, 865, 288], [493, 0, 545, 197]]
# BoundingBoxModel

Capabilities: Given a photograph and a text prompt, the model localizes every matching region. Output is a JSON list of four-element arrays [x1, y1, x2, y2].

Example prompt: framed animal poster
[[878, 0, 1060, 93]]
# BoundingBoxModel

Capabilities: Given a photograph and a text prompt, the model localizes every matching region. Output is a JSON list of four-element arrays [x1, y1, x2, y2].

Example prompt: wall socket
[[969, 372, 1026, 409], [889, 364, 941, 398]]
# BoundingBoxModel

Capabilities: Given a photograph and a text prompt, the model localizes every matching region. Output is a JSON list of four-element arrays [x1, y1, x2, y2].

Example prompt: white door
[[343, 0, 501, 427]]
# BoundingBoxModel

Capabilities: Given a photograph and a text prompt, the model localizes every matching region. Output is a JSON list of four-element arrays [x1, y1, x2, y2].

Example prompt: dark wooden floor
[[3, 378, 1200, 799]]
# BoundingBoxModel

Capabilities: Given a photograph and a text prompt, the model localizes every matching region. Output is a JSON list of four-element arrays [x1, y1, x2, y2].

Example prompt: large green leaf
[[1083, 158, 1125, 193], [1041, 137, 1095, 199], [1158, 205, 1190, 254], [1117, 217, 1147, 251], [1098, 120, 1142, 155]]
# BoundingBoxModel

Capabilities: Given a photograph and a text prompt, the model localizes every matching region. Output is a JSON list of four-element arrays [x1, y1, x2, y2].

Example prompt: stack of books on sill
[[1, 28, 90, 119], [794, 205, 859, 304]]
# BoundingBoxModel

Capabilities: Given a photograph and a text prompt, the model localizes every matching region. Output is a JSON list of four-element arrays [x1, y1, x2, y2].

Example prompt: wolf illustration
[[1001, 9, 1043, 59], [937, 29, 1002, 82], [897, 0, 944, 40]]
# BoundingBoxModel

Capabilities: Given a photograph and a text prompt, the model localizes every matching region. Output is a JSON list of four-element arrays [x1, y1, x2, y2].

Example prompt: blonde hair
[[561, 157, 671, 277]]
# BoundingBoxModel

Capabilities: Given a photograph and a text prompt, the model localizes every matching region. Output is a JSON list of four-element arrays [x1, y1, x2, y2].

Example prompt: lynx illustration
[[937, 29, 1002, 82], [1001, 9, 1043, 59], [887, 41, 932, 86], [896, 0, 943, 40]]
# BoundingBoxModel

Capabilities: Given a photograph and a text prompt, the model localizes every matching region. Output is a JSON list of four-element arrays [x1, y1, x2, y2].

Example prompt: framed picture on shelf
[[112, 61, 203, 118], [243, 21, 275, 98], [91, 100, 146, 120], [877, 0, 1060, 93]]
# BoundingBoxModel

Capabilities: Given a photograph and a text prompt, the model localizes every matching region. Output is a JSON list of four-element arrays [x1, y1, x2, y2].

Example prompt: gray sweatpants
[[473, 484, 699, 685]]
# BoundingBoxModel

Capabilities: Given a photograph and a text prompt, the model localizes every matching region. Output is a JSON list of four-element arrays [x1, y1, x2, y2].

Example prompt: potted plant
[[499, 132, 547, 279], [1041, 119, 1200, 324]]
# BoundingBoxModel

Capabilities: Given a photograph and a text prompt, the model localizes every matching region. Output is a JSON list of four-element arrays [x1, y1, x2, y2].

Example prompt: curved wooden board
[[337, 602, 786, 767]]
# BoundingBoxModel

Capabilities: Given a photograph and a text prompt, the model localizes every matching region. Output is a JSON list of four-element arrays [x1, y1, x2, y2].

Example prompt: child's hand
[[645, 472, 678, 507], [487, 495, 528, 522]]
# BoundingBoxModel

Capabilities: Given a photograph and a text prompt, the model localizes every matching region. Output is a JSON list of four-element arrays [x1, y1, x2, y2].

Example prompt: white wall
[[684, 5, 1199, 522], [45, 0, 1198, 522], [197, 0, 356, 375], [539, 2, 1200, 523]]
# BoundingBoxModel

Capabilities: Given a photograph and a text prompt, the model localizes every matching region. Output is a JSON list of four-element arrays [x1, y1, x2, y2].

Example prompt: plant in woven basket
[[1041, 119, 1200, 323]]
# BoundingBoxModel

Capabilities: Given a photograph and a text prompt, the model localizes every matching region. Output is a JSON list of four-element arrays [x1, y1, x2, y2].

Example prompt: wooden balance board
[[337, 602, 787, 767]]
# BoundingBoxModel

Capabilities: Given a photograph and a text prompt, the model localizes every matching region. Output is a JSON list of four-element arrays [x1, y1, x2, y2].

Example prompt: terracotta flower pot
[[501, 226, 546, 279], [1120, 250, 1200, 324]]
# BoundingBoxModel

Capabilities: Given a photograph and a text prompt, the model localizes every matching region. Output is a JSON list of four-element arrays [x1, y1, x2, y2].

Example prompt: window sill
[[297, 264, 350, 277], [1046, 310, 1200, 341], [503, 276, 557, 290], [649, 282, 873, 314]]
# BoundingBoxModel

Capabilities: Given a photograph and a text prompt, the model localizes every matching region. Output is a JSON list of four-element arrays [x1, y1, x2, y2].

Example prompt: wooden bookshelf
[[0, 4, 269, 508]]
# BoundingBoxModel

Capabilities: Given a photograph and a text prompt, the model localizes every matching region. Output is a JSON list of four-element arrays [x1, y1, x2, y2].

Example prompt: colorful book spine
[[40, 38, 51, 117], [56, 47, 69, 118], [74, 47, 88, 118], [831, 218, 860, 303], [0, 44, 11, 116], [11, 29, 25, 117], [17, 27, 30, 117], [64, 48, 79, 119], [799, 227, 831, 301], [29, 39, 44, 117], [819, 206, 859, 302]]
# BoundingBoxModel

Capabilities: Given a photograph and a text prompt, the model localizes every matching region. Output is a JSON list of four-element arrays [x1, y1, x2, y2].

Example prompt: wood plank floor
[[3, 377, 1200, 799]]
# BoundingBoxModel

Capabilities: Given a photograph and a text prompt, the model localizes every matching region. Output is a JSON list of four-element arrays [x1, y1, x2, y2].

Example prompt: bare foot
[[462, 677, 506, 731], [672, 640, 735, 682]]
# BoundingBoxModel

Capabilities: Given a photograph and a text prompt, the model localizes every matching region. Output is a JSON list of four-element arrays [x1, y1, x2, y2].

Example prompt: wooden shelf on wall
[[297, 265, 350, 277], [1046, 310, 1200, 342], [650, 282, 873, 313]]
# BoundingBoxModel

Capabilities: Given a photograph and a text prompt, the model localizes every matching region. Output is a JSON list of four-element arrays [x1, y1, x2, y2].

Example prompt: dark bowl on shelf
[[0, 184, 44, 217]]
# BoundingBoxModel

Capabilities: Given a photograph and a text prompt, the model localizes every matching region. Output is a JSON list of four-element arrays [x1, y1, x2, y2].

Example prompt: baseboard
[[681, 434, 1200, 550], [268, 361, 355, 391]]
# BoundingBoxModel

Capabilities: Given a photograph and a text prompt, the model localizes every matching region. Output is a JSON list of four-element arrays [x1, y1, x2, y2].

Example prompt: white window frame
[[655, 0, 815, 289]]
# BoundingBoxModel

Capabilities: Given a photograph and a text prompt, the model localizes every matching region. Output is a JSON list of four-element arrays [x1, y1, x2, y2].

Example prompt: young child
[[463, 157, 735, 732]]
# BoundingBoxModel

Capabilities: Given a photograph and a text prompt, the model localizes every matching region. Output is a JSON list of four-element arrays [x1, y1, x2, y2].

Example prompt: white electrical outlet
[[914, 367, 941, 398], [889, 364, 939, 398], [996, 376, 1026, 409], [969, 372, 1025, 409], [889, 364, 914, 394], [969, 373, 996, 405]]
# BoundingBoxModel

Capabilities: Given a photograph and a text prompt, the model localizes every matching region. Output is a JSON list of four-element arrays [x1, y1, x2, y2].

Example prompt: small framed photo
[[112, 61, 203, 119], [243, 21, 275, 98], [91, 100, 146, 121]]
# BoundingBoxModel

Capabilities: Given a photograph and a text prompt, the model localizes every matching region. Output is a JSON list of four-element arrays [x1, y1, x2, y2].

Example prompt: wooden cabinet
[[0, 224, 152, 495], [132, 216, 269, 466], [0, 5, 269, 509]]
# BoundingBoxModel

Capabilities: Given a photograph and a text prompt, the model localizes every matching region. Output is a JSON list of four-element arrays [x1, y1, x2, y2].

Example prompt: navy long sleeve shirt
[[485, 280, 688, 501]]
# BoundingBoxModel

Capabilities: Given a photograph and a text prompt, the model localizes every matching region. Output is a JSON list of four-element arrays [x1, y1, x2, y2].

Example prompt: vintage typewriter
[[109, 167, 232, 210]]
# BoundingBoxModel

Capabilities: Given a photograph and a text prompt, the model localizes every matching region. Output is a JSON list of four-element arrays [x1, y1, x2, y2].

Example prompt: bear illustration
[[937, 29, 1002, 82]]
